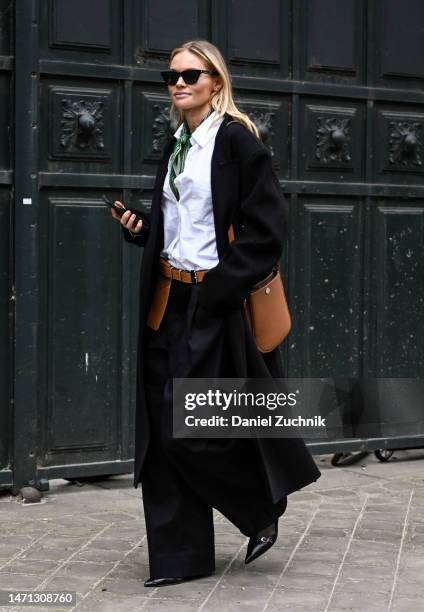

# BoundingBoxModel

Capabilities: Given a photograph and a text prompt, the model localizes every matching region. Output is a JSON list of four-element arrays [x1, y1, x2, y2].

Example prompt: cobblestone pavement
[[0, 450, 423, 612]]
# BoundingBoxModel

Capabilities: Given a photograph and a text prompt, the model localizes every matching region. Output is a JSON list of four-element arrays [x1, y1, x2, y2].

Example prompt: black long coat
[[122, 112, 321, 503]]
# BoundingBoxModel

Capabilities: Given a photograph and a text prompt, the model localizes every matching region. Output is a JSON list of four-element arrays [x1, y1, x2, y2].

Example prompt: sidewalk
[[1, 449, 423, 612]]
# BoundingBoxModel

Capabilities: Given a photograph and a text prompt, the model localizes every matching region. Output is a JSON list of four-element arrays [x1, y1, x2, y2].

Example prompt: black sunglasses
[[161, 69, 219, 86]]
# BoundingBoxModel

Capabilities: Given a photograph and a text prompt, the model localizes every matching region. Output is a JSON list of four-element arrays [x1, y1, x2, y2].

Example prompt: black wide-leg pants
[[141, 277, 288, 579]]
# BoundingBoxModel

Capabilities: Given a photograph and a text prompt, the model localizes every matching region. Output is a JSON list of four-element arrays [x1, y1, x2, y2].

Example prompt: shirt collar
[[173, 110, 221, 148]]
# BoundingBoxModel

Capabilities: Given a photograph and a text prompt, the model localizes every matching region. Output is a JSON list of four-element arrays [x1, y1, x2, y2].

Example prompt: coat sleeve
[[121, 219, 150, 248], [197, 146, 289, 314]]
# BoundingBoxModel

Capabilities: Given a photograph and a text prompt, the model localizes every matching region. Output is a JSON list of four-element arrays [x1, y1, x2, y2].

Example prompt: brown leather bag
[[228, 224, 291, 353]]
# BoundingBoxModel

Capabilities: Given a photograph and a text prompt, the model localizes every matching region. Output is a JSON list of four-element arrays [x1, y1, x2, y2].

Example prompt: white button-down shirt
[[160, 110, 224, 271]]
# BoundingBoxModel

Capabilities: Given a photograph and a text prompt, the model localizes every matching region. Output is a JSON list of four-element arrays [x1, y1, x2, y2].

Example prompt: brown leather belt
[[146, 258, 209, 331], [159, 256, 208, 284]]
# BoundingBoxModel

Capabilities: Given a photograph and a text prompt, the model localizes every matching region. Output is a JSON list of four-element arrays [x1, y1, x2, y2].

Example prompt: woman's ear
[[213, 77, 222, 93]]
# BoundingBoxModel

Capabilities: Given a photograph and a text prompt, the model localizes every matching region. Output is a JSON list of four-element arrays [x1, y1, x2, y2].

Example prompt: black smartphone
[[102, 194, 150, 229]]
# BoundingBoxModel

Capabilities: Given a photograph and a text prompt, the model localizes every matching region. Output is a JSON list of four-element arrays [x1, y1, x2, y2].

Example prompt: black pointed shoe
[[144, 572, 212, 587], [245, 520, 278, 564], [144, 576, 184, 587]]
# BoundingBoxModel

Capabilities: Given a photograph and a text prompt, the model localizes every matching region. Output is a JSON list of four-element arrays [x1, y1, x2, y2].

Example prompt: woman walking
[[111, 39, 321, 587]]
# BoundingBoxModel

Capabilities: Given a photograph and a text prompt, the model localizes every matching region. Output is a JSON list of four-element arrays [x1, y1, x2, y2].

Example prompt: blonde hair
[[168, 39, 260, 139]]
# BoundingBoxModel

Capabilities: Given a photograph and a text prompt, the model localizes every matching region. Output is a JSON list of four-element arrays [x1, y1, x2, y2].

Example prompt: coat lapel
[[211, 113, 241, 258]]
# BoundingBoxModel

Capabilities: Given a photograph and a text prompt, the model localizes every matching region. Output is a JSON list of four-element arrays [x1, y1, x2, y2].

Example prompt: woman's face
[[168, 50, 220, 114]]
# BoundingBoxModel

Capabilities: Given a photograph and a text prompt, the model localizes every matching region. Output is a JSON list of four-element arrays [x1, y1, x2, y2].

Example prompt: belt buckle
[[190, 270, 198, 284]]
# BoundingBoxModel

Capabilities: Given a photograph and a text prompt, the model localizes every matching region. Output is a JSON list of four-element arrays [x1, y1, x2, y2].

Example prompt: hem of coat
[[133, 468, 322, 493], [271, 471, 322, 504]]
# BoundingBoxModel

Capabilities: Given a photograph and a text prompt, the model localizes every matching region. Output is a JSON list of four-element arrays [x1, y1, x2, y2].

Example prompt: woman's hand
[[110, 200, 143, 234]]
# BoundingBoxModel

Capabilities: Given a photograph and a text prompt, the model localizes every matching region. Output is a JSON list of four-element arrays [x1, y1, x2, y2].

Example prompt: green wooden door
[[4, 0, 424, 492], [0, 0, 13, 489]]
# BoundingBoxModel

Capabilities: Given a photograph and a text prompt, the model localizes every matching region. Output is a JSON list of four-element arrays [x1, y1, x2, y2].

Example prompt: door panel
[[370, 203, 424, 377], [372, 0, 424, 89], [289, 197, 362, 378], [299, 0, 365, 85]]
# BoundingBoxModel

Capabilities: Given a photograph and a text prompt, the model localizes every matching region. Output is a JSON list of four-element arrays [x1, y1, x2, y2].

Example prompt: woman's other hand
[[111, 200, 143, 234]]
